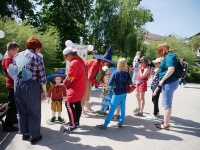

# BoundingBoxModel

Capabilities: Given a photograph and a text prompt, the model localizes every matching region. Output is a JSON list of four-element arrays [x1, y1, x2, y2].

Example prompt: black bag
[[174, 59, 184, 78]]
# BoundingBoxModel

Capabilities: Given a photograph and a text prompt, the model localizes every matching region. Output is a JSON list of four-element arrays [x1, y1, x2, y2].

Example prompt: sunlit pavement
[[1, 83, 200, 150]]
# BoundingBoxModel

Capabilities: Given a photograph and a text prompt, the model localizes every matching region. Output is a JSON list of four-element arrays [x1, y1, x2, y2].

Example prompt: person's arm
[[139, 67, 150, 79], [37, 58, 47, 99], [108, 72, 115, 87], [87, 62, 101, 86], [47, 86, 53, 103], [159, 66, 175, 86]]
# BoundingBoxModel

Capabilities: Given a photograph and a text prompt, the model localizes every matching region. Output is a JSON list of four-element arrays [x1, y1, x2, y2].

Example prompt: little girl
[[133, 56, 150, 116], [96, 58, 131, 129]]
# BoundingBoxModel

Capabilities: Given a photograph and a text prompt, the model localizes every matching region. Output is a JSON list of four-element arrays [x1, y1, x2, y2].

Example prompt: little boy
[[47, 76, 66, 123], [1, 42, 20, 132]]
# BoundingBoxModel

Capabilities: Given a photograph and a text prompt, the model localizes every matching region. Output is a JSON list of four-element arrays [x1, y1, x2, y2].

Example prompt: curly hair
[[26, 37, 42, 51]]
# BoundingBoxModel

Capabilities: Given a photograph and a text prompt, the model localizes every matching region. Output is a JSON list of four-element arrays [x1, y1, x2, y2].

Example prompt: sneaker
[[76, 122, 80, 128], [58, 117, 64, 122], [22, 134, 30, 141], [117, 123, 123, 129], [112, 115, 120, 120], [2, 125, 19, 132], [96, 124, 107, 129], [133, 107, 140, 113], [96, 112, 106, 117], [63, 126, 78, 134], [134, 111, 143, 117], [81, 111, 89, 118], [50, 117, 56, 122], [30, 135, 42, 145], [146, 114, 158, 120], [183, 85, 186, 88]]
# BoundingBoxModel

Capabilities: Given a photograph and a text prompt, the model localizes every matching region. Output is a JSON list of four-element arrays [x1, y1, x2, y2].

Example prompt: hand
[[41, 92, 47, 101], [152, 91, 157, 96], [47, 97, 50, 103], [159, 80, 164, 86]]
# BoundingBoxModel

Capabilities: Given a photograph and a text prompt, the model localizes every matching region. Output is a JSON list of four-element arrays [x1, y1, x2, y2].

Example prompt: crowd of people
[[1, 37, 188, 144]]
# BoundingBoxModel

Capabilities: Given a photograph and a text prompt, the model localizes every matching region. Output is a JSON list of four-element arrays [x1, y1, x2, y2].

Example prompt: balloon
[[0, 53, 2, 60], [65, 40, 73, 47], [102, 66, 108, 71], [15, 56, 29, 67], [0, 30, 5, 38], [88, 45, 94, 51], [21, 69, 32, 81], [8, 64, 18, 79]]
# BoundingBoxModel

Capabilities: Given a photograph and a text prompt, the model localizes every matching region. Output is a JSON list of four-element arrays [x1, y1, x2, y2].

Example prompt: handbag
[[126, 84, 136, 93], [126, 73, 136, 94], [135, 79, 144, 85]]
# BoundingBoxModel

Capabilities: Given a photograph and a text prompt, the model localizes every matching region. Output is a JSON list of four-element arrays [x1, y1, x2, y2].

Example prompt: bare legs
[[136, 91, 145, 113], [164, 108, 172, 126]]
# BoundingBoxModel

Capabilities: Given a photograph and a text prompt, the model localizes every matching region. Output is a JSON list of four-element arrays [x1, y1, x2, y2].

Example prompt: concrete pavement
[[0, 83, 200, 150]]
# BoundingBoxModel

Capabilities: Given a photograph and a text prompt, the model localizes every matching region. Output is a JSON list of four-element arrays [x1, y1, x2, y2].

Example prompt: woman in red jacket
[[63, 47, 87, 133]]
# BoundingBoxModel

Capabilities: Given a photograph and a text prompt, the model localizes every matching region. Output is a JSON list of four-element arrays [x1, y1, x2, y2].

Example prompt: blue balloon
[[0, 53, 2, 60], [8, 64, 18, 79], [21, 68, 32, 81], [15, 55, 29, 67]]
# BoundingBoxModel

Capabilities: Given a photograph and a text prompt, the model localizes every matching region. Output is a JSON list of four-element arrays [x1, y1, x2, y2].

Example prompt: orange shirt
[[47, 85, 66, 101]]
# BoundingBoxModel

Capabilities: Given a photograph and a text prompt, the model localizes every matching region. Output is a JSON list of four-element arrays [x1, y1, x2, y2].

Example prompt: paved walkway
[[0, 83, 200, 150]]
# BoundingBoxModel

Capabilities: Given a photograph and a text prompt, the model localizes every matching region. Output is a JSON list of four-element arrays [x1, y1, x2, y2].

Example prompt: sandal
[[156, 124, 170, 130], [84, 108, 94, 113], [154, 121, 171, 127]]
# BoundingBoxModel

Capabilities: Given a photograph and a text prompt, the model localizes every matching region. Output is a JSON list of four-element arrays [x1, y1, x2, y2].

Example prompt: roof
[[145, 32, 164, 40], [188, 32, 200, 39]]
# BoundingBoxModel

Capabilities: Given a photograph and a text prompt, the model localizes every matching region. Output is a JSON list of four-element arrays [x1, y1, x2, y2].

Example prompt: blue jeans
[[162, 80, 178, 109], [104, 93, 127, 126]]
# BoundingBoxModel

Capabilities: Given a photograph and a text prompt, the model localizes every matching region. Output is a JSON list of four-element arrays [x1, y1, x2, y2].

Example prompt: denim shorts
[[162, 80, 178, 109]]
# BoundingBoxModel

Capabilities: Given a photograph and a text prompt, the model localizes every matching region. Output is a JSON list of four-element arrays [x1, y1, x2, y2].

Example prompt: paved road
[[0, 84, 200, 150]]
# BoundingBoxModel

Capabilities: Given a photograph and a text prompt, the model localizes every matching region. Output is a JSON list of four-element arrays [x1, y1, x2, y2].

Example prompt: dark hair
[[7, 42, 20, 51], [26, 37, 42, 51], [68, 51, 78, 56]]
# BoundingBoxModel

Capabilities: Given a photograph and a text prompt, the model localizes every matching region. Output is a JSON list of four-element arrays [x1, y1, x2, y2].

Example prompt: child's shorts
[[51, 100, 62, 112]]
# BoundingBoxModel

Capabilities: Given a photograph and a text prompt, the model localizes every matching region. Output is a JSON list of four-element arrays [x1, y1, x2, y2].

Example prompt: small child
[[1, 42, 20, 132], [133, 56, 150, 116], [96, 58, 131, 129], [146, 57, 163, 120], [47, 71, 66, 123]]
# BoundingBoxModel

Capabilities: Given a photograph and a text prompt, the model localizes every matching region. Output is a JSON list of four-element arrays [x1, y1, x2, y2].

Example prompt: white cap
[[152, 57, 163, 63], [63, 47, 74, 56]]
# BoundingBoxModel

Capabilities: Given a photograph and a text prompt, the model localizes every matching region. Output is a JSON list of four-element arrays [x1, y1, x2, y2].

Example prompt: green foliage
[[89, 0, 153, 60], [35, 0, 92, 59], [189, 36, 200, 50], [0, 17, 59, 74]]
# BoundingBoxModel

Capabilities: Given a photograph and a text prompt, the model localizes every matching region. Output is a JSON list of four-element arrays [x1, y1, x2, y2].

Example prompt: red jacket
[[1, 55, 14, 88], [85, 59, 102, 86], [63, 57, 86, 102], [47, 85, 66, 101]]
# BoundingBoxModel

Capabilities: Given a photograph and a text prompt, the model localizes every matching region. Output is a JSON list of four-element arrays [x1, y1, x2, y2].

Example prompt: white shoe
[[183, 85, 186, 88], [146, 114, 158, 120], [81, 111, 89, 118]]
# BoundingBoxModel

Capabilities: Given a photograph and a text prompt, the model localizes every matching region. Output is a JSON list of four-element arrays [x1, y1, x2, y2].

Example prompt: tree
[[35, 0, 92, 59], [0, 0, 35, 21], [189, 36, 200, 51], [89, 0, 153, 61], [0, 17, 58, 73]]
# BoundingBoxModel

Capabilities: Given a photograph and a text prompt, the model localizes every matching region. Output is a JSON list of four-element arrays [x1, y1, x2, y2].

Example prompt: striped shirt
[[16, 49, 47, 85]]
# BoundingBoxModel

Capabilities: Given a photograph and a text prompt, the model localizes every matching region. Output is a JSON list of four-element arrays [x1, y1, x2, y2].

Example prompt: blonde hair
[[157, 43, 172, 57], [117, 58, 128, 71]]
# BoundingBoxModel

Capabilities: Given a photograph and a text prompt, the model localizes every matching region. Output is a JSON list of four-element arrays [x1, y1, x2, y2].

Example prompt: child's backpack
[[174, 59, 184, 78]]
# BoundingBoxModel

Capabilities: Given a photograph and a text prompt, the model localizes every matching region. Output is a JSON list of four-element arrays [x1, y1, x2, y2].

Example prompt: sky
[[140, 0, 200, 38]]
